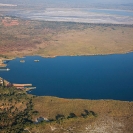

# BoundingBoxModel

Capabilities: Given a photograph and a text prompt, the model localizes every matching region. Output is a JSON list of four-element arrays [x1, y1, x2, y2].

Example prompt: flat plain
[[0, 16, 133, 60]]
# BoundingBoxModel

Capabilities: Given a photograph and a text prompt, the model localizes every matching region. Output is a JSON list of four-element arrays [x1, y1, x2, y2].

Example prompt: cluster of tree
[[81, 109, 97, 118], [38, 109, 97, 125], [55, 109, 97, 122], [0, 87, 38, 133]]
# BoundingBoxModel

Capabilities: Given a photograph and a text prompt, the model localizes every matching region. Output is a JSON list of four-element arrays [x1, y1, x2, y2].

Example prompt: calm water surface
[[87, 9, 133, 17], [0, 53, 133, 101]]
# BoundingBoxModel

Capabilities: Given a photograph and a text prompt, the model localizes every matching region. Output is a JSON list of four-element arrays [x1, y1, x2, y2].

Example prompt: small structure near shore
[[0, 77, 35, 91], [0, 77, 4, 86], [13, 83, 32, 88], [34, 117, 49, 124], [0, 77, 11, 87]]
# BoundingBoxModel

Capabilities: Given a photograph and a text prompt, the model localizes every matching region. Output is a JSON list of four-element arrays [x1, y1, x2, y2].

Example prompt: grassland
[[32, 96, 133, 133], [0, 86, 133, 133], [40, 24, 133, 56], [0, 16, 133, 62]]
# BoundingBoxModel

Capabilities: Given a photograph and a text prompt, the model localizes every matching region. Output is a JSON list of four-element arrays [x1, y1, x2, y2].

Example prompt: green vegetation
[[0, 87, 35, 133], [0, 87, 97, 132], [0, 87, 133, 132]]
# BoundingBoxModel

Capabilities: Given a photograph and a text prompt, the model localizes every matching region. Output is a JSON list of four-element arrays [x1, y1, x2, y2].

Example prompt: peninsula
[[0, 16, 133, 64]]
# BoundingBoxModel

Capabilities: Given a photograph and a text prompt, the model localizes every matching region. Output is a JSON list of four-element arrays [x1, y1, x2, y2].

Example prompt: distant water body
[[86, 9, 133, 17], [0, 53, 133, 101], [4, 8, 133, 24]]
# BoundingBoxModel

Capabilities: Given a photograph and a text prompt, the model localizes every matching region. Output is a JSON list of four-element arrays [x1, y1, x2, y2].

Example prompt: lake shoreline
[[1, 52, 133, 101], [1, 50, 133, 67]]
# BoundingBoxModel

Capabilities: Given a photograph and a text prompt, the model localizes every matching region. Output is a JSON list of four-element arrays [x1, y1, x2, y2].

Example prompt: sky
[[30, 0, 133, 4], [1, 0, 133, 4], [70, 0, 132, 3]]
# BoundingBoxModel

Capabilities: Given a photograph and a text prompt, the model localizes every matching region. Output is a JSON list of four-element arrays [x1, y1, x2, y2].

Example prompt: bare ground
[[0, 17, 133, 60]]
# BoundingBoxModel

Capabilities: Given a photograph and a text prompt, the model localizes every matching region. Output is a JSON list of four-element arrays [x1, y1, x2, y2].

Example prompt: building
[[0, 77, 4, 86]]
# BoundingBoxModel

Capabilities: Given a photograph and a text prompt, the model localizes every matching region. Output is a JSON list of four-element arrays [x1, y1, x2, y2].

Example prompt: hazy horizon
[[1, 0, 133, 5]]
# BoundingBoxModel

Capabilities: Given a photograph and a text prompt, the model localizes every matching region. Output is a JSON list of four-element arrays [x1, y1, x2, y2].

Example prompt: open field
[[0, 16, 133, 63], [39, 24, 133, 56], [31, 96, 133, 132]]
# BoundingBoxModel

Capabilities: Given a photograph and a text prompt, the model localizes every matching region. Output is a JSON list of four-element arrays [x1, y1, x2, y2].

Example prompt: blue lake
[[85, 9, 133, 17], [0, 53, 133, 101]]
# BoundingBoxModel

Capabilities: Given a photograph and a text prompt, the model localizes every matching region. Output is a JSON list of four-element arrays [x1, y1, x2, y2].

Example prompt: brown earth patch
[[0, 19, 133, 59], [2, 18, 19, 27]]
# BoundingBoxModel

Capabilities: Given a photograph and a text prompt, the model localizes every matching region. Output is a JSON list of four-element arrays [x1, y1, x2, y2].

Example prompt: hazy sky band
[[1, 0, 133, 5]]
